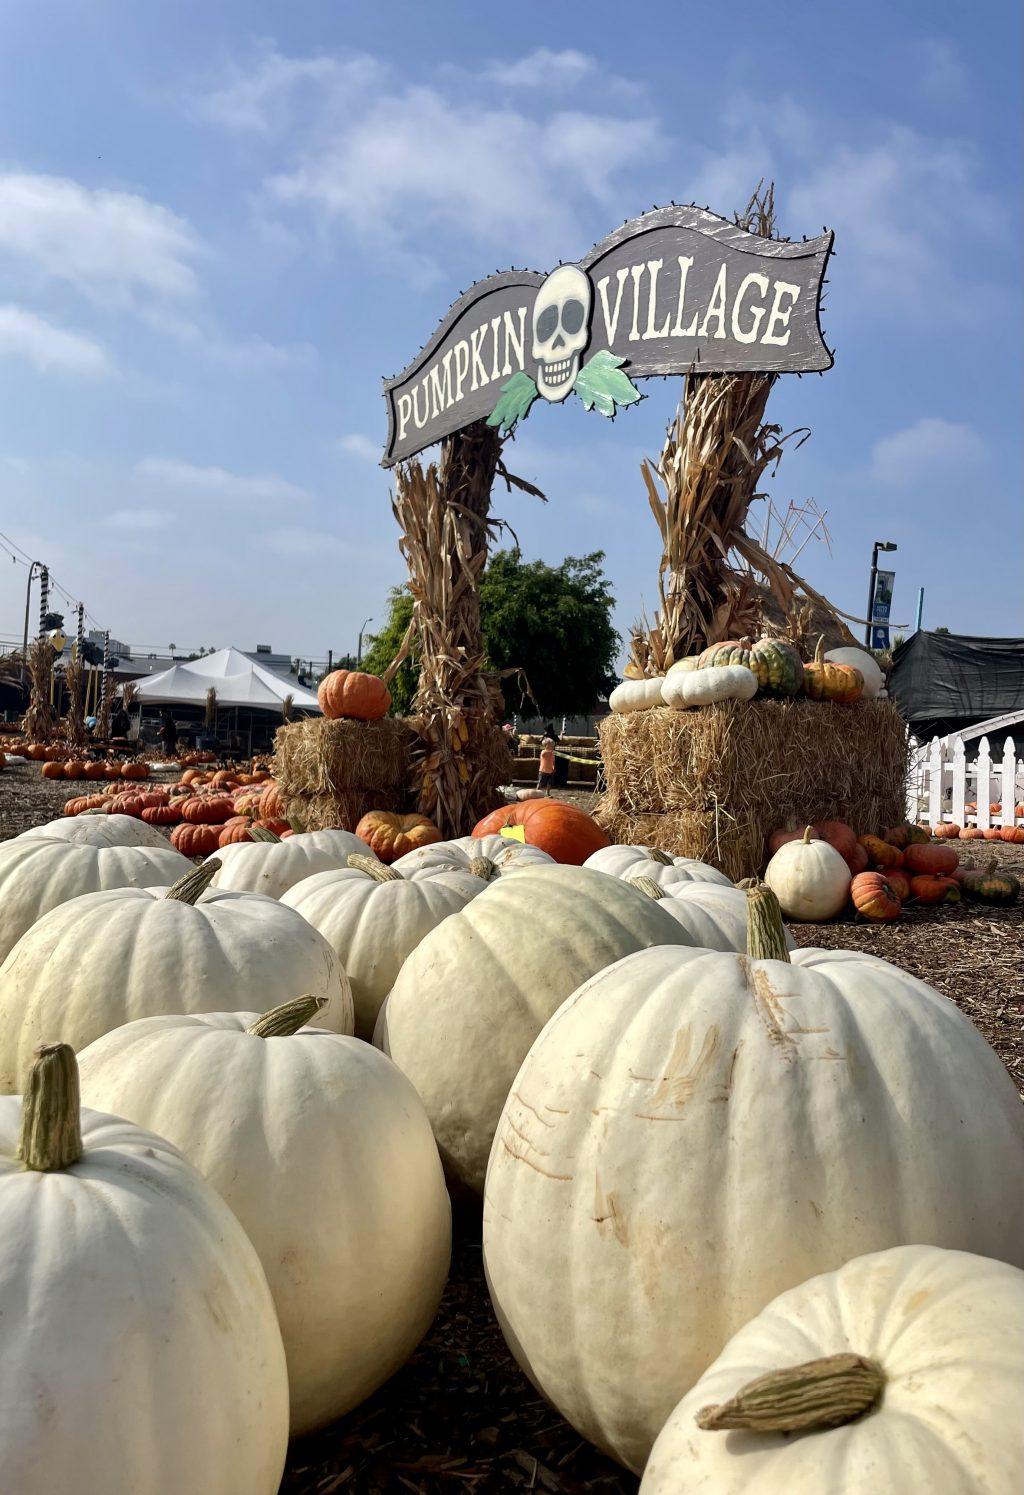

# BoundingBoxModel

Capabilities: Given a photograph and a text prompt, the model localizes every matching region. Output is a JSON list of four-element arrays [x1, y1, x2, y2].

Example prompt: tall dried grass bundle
[[275, 716, 412, 796], [63, 654, 87, 749], [24, 636, 55, 742], [205, 686, 217, 731], [598, 699, 908, 882]]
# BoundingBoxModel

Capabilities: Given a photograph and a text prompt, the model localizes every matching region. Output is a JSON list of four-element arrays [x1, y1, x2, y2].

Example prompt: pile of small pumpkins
[[610, 635, 884, 713], [764, 818, 1020, 922], [37, 754, 151, 783], [935, 802, 1024, 838], [0, 783, 1021, 1492]]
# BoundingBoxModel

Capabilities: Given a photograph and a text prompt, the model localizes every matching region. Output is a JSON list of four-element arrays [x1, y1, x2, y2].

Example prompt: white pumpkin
[[0, 834, 191, 964], [0, 862, 353, 1094], [764, 825, 850, 920], [629, 876, 796, 953], [376, 866, 695, 1193], [18, 812, 174, 850], [642, 1245, 1024, 1494], [0, 1044, 288, 1494], [393, 833, 555, 879], [78, 999, 451, 1436], [665, 656, 702, 674], [584, 844, 731, 888], [825, 646, 884, 700], [207, 827, 371, 899], [609, 678, 666, 713], [482, 884, 1024, 1473], [662, 664, 758, 709], [282, 857, 478, 1038]]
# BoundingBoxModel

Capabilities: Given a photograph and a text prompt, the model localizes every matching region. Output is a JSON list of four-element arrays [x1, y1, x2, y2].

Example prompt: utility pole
[[76, 603, 84, 659], [864, 541, 897, 647], [21, 559, 41, 682], [327, 648, 333, 673], [357, 617, 373, 667], [38, 565, 49, 636]]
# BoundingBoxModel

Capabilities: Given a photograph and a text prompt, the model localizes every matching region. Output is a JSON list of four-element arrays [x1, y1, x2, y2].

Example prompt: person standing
[[537, 737, 556, 796], [160, 708, 177, 759]]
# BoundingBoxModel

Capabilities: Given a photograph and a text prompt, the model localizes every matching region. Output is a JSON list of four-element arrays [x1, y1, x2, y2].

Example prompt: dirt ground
[[2, 762, 1022, 1491]]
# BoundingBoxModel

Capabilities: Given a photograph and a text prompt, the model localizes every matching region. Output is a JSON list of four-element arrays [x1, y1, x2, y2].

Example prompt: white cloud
[[0, 173, 201, 306], [484, 49, 596, 90], [869, 418, 987, 486], [194, 49, 383, 134], [336, 433, 380, 464], [0, 304, 113, 376], [101, 508, 171, 530], [915, 39, 967, 101], [135, 457, 310, 504]]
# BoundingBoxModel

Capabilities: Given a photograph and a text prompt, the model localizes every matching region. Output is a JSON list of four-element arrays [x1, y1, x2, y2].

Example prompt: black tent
[[889, 631, 1024, 743]]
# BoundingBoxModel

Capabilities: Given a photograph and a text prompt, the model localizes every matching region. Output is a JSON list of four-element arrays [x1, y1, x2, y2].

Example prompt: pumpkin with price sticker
[[472, 799, 609, 865]]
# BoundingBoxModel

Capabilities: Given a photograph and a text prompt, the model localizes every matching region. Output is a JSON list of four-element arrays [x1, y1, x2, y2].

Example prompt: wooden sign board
[[382, 204, 833, 467]]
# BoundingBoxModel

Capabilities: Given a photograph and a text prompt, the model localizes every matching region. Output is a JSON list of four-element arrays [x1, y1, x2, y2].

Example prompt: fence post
[[1001, 738, 1016, 828], [950, 739, 966, 828], [976, 738, 992, 829], [927, 737, 943, 828]]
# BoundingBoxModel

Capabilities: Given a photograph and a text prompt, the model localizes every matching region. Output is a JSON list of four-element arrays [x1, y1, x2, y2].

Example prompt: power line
[[0, 528, 104, 631]]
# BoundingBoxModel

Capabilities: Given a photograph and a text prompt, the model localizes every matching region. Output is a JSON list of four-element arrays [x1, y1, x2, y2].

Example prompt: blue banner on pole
[[870, 569, 895, 647]]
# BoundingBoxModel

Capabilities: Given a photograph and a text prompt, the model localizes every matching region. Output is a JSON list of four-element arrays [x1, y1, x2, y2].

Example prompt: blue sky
[[0, 0, 1020, 662]]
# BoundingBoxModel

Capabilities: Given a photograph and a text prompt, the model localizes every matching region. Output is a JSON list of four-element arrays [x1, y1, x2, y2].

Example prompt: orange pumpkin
[[181, 795, 235, 825], [959, 826, 984, 840], [253, 818, 290, 836], [211, 770, 238, 789], [473, 800, 611, 865], [120, 761, 149, 781], [355, 811, 442, 864], [813, 820, 862, 873], [61, 760, 86, 780], [317, 669, 391, 722], [101, 761, 123, 780], [40, 761, 65, 779], [881, 822, 929, 849], [932, 822, 961, 840], [909, 873, 961, 905], [259, 783, 284, 820], [25, 744, 48, 761], [803, 636, 863, 703], [767, 825, 820, 856], [982, 827, 1004, 842], [83, 761, 107, 781], [903, 843, 959, 876], [885, 867, 912, 901], [140, 804, 182, 826], [43, 746, 64, 762], [1000, 825, 1024, 844], [171, 822, 221, 857], [857, 834, 904, 870], [180, 768, 205, 785], [218, 821, 254, 847], [63, 794, 108, 816], [850, 871, 901, 921]]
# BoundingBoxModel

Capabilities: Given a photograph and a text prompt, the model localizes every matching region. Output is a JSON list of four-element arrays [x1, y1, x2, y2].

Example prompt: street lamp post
[[865, 541, 897, 647], [20, 560, 41, 682], [356, 617, 373, 667]]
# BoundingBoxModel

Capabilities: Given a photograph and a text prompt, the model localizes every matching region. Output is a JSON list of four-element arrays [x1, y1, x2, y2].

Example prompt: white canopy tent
[[125, 648, 321, 713]]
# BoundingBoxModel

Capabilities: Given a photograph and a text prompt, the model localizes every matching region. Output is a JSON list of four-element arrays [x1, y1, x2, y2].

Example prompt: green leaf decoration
[[573, 351, 643, 419], [486, 371, 539, 434]]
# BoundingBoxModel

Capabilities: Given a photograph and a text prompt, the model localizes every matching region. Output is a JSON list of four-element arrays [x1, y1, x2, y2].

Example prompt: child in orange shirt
[[538, 737, 556, 794]]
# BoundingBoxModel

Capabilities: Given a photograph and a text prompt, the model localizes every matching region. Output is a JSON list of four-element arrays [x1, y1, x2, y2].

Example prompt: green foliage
[[486, 372, 539, 435], [573, 351, 642, 418], [362, 552, 619, 720]]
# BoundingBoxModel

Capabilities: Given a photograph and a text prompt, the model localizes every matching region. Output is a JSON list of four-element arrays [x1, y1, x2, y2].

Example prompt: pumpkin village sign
[[381, 204, 833, 466]]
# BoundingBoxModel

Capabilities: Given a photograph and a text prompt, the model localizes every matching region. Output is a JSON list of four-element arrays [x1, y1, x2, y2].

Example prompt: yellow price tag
[[499, 824, 527, 844]]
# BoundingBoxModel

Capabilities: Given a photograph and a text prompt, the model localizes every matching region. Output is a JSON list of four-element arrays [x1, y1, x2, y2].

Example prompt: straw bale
[[284, 788, 406, 834], [275, 716, 412, 797], [597, 698, 907, 882]]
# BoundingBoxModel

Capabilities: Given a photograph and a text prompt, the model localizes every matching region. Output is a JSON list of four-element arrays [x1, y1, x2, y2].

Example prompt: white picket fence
[[909, 734, 1024, 829]]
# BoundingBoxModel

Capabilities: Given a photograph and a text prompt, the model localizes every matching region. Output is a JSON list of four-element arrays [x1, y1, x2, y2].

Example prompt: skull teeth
[[542, 357, 574, 382]]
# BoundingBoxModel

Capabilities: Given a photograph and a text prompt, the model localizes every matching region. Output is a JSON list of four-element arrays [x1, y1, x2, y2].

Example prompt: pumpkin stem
[[745, 880, 791, 963], [814, 634, 825, 664], [250, 826, 282, 843], [628, 875, 666, 901], [696, 1352, 885, 1434], [802, 825, 815, 844], [165, 859, 220, 904], [347, 853, 403, 882], [247, 994, 325, 1038], [468, 856, 498, 881], [18, 1043, 83, 1172], [645, 848, 673, 865]]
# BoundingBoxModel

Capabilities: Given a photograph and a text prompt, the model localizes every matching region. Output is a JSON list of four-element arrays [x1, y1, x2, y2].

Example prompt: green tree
[[362, 552, 619, 720]]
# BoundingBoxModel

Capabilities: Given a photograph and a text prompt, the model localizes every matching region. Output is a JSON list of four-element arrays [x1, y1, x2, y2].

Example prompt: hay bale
[[274, 716, 414, 832], [284, 788, 406, 834], [597, 699, 908, 882]]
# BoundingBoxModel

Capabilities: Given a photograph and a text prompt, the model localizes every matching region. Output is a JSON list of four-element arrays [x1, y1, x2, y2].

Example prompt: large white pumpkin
[[764, 826, 850, 920], [207, 827, 370, 898], [0, 1045, 288, 1494], [825, 646, 884, 700], [0, 834, 190, 963], [393, 833, 555, 879], [629, 876, 796, 953], [609, 678, 665, 713], [282, 857, 478, 1038], [78, 1000, 451, 1435], [483, 885, 1024, 1472], [642, 1245, 1024, 1494], [377, 866, 695, 1193], [0, 862, 353, 1094], [662, 664, 757, 708], [584, 844, 731, 888], [18, 812, 174, 850]]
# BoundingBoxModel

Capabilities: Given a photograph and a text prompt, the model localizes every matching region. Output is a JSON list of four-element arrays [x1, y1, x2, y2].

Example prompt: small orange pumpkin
[[355, 811, 443, 864], [40, 761, 65, 779], [850, 872, 901, 922], [803, 636, 863, 703], [881, 822, 929, 849], [959, 826, 984, 840], [885, 867, 912, 901], [218, 821, 254, 846], [140, 804, 182, 826], [171, 822, 221, 857], [904, 843, 959, 876], [181, 795, 235, 825], [909, 873, 961, 905], [982, 827, 1004, 842], [932, 822, 961, 840], [83, 761, 107, 781], [259, 783, 285, 820], [857, 834, 904, 869], [63, 794, 109, 816], [1000, 825, 1024, 843], [318, 669, 391, 722], [120, 761, 149, 781]]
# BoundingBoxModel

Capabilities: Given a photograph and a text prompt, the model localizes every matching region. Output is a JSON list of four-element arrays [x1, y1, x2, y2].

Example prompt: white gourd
[[825, 646, 884, 700], [0, 862, 353, 1094], [207, 827, 371, 899], [765, 826, 850, 920], [0, 1045, 288, 1494], [642, 1245, 1024, 1494], [18, 812, 175, 850], [376, 867, 695, 1193], [392, 833, 554, 879], [79, 1000, 451, 1436], [609, 678, 666, 713], [665, 664, 758, 707], [0, 835, 191, 963], [282, 857, 478, 1038], [483, 884, 1024, 1473], [584, 844, 731, 888]]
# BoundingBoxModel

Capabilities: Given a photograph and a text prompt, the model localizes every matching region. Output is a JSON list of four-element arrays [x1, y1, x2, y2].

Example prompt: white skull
[[531, 264, 591, 402]]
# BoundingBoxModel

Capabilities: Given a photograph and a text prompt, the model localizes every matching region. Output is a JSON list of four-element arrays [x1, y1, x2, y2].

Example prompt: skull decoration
[[531, 264, 592, 402]]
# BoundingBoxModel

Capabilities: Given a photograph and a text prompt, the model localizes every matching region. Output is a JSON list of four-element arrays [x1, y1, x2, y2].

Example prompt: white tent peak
[[126, 647, 321, 712]]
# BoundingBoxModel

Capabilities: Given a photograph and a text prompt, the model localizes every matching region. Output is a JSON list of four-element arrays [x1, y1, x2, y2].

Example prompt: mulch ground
[[2, 762, 1021, 1491]]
